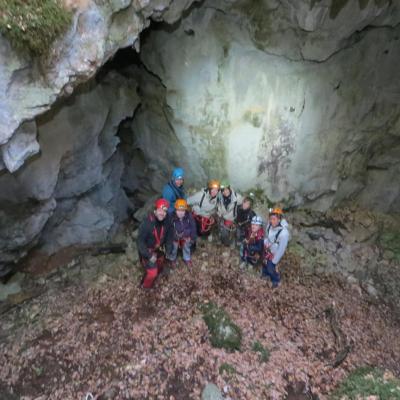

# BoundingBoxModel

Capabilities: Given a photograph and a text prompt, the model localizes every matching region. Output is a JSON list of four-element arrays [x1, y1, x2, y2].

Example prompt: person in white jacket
[[187, 180, 220, 237], [217, 182, 243, 246], [262, 207, 289, 288]]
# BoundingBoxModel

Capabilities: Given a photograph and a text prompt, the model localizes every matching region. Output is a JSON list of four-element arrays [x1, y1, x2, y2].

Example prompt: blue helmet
[[172, 167, 184, 180]]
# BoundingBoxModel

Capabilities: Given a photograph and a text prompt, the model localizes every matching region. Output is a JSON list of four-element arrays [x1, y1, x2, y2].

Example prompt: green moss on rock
[[379, 230, 400, 262], [201, 302, 242, 352], [0, 0, 72, 56]]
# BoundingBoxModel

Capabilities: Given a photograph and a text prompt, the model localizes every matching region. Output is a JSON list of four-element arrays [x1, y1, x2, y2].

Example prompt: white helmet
[[251, 215, 263, 225]]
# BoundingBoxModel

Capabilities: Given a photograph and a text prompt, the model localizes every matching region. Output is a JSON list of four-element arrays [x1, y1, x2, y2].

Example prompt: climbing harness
[[193, 213, 215, 233]]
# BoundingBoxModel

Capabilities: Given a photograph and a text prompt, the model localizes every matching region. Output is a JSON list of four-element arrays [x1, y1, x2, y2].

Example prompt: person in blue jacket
[[162, 167, 186, 213]]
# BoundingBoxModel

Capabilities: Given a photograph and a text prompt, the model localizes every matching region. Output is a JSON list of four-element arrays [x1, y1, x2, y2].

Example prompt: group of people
[[137, 168, 290, 289]]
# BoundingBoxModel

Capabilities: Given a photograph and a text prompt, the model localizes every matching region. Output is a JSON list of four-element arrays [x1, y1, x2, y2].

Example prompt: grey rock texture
[[201, 383, 223, 400], [0, 0, 198, 172], [0, 199, 57, 276], [139, 0, 400, 211], [0, 0, 399, 274], [0, 0, 198, 274], [0, 71, 138, 273]]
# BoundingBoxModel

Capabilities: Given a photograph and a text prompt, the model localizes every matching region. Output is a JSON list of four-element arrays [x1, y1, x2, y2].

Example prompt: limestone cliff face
[[0, 71, 139, 274], [0, 0, 399, 275], [138, 0, 400, 211], [0, 0, 197, 172], [0, 0, 198, 275]]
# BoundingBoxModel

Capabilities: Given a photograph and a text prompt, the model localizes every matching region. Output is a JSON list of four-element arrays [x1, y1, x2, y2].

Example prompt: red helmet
[[155, 198, 169, 210]]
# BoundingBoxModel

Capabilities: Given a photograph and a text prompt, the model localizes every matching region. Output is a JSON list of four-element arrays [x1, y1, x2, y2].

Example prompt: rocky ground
[[0, 207, 400, 399]]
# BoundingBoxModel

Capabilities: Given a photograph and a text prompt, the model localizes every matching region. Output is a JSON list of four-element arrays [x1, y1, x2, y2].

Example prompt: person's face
[[175, 178, 184, 187], [222, 187, 231, 197], [210, 187, 219, 197], [251, 223, 260, 233], [155, 207, 167, 221], [176, 209, 185, 218], [242, 200, 251, 210], [269, 215, 280, 227]]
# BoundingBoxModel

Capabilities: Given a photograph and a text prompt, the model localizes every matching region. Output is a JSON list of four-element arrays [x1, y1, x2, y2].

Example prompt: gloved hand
[[265, 251, 274, 261], [149, 254, 157, 264]]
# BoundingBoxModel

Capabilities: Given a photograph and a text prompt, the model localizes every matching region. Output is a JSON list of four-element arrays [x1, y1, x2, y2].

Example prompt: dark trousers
[[240, 244, 261, 265], [236, 225, 248, 244], [262, 260, 280, 286]]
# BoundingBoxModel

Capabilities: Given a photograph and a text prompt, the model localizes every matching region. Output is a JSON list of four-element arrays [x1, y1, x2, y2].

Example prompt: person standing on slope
[[262, 207, 290, 288]]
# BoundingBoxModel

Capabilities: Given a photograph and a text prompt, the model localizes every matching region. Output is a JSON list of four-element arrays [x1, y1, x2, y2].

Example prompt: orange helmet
[[270, 207, 283, 216], [175, 199, 188, 210], [208, 179, 220, 190]]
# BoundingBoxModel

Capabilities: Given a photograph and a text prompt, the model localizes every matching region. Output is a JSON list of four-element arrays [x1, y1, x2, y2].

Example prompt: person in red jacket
[[137, 198, 171, 289]]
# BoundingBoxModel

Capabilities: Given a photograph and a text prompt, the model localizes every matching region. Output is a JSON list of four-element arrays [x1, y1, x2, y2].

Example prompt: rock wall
[[139, 0, 400, 210], [0, 71, 138, 275], [0, 0, 198, 275], [0, 0, 198, 173], [1, 0, 400, 274]]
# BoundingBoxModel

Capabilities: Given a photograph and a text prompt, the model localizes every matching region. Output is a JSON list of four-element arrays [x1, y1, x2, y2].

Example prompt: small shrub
[[332, 367, 400, 400], [252, 341, 270, 363], [219, 362, 236, 376], [0, 0, 72, 56], [32, 366, 44, 377]]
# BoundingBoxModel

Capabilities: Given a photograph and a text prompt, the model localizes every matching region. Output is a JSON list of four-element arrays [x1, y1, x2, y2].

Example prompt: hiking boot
[[140, 282, 154, 290], [169, 260, 177, 268], [272, 282, 280, 289], [184, 260, 193, 268]]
